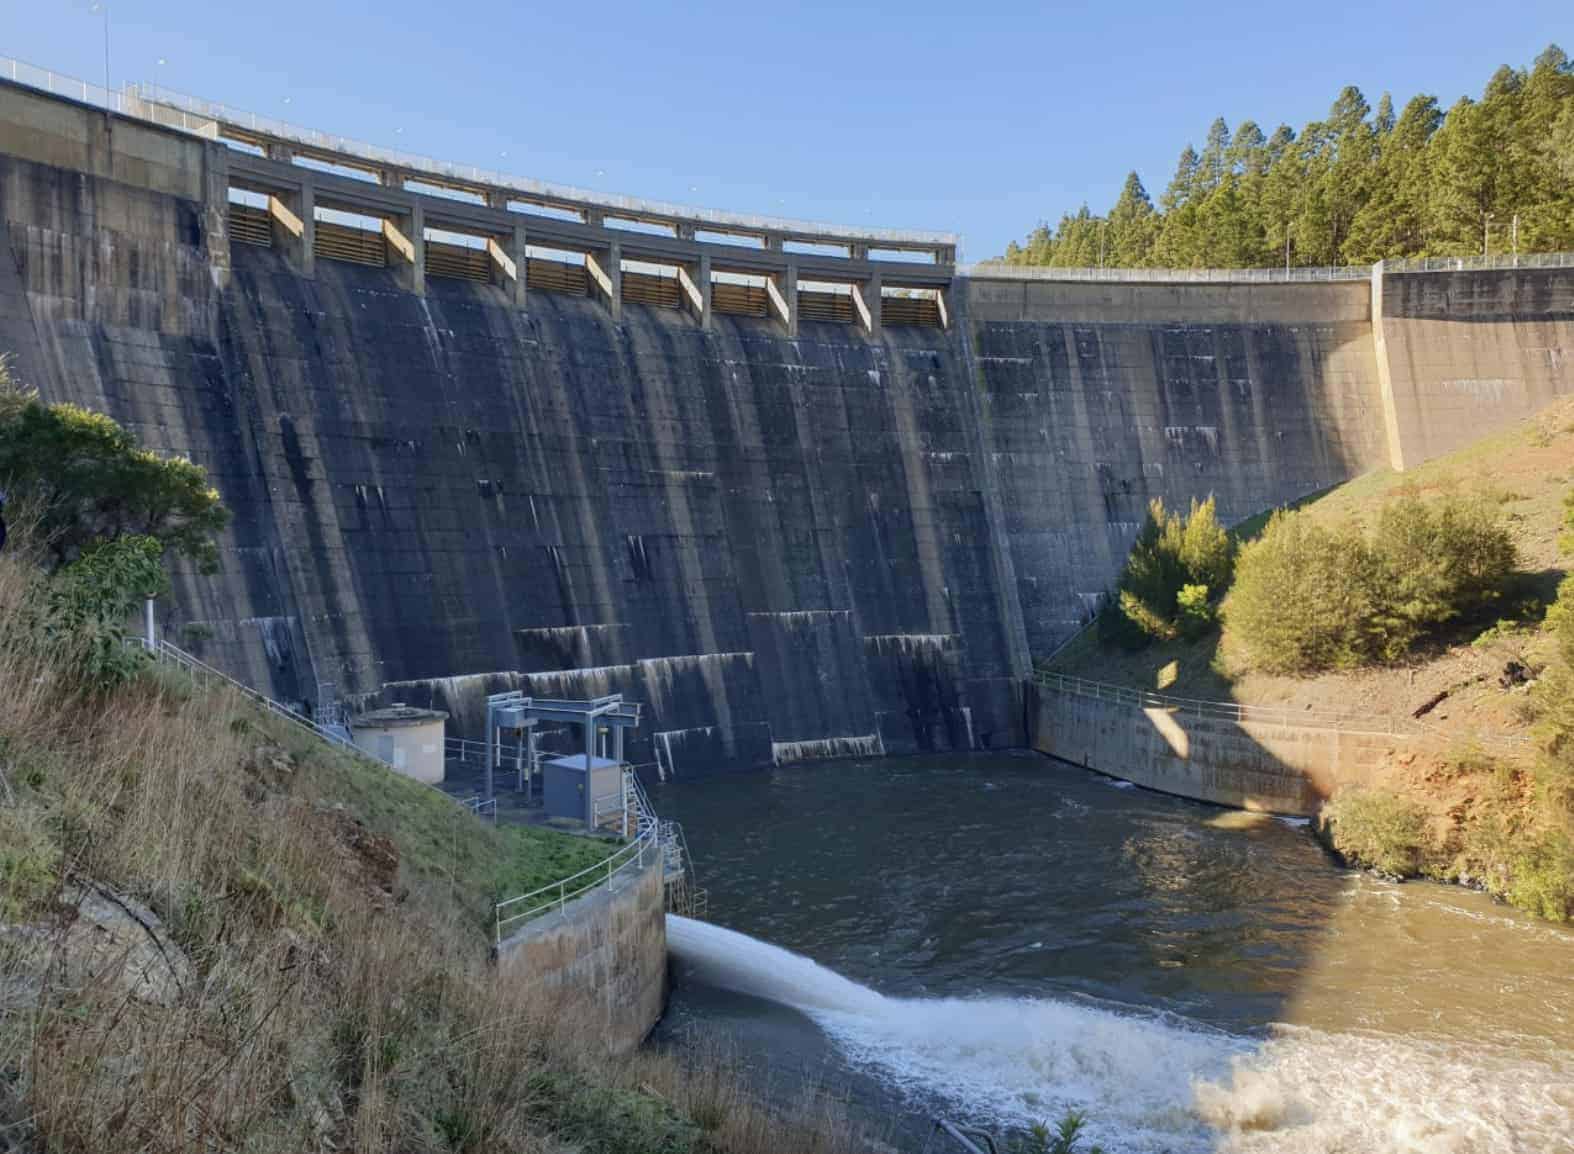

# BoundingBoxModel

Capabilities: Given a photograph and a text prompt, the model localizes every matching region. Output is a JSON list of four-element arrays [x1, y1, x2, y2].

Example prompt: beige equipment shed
[[350, 705, 449, 784]]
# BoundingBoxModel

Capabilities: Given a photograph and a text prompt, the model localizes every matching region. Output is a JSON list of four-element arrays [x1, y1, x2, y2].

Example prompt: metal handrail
[[1033, 668, 1417, 735], [127, 77, 958, 247], [961, 251, 1574, 284], [962, 261, 1373, 283], [460, 796, 498, 820], [0, 54, 954, 248], [150, 638, 370, 752], [0, 56, 128, 116], [141, 639, 494, 817], [493, 825, 658, 943], [446, 731, 565, 765], [13, 54, 1574, 275], [491, 766, 663, 943], [445, 736, 490, 763], [1382, 251, 1574, 274], [928, 1119, 999, 1154]]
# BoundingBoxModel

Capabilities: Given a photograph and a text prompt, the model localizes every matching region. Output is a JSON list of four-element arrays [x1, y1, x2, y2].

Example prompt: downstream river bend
[[651, 752, 1574, 1154]]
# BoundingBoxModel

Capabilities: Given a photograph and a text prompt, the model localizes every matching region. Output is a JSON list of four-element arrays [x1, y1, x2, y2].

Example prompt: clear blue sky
[[4, 1, 1568, 258]]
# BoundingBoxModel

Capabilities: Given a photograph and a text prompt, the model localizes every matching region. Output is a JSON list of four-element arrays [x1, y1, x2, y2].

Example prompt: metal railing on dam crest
[[961, 250, 1574, 284]]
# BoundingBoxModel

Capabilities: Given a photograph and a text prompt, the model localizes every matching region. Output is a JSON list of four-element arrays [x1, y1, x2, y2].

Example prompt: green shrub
[[0, 370, 231, 690], [1504, 828, 1574, 922], [1320, 788, 1431, 877], [1010, 1111, 1106, 1154], [1223, 511, 1378, 673], [1533, 577, 1574, 763], [1226, 494, 1516, 674], [40, 535, 166, 690], [1175, 583, 1214, 639], [1374, 492, 1516, 644], [1110, 496, 1233, 644], [1470, 619, 1530, 651], [0, 364, 229, 571]]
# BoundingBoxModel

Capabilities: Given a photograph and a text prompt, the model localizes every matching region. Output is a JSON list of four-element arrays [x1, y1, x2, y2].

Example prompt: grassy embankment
[[1045, 398, 1574, 919], [0, 542, 874, 1154]]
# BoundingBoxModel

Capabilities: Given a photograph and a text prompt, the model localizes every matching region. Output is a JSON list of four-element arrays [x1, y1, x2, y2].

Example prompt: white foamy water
[[667, 916, 1574, 1154]]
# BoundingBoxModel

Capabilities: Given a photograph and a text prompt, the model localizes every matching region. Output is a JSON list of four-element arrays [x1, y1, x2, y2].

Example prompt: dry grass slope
[[0, 543, 882, 1154]]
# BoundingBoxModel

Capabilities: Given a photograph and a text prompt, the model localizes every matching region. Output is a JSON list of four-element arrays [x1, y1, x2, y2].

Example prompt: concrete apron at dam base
[[1026, 680, 1442, 817], [494, 849, 667, 1055]]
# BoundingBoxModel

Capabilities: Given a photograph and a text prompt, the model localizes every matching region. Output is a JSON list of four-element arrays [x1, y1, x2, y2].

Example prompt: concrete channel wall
[[2, 79, 1570, 775], [1028, 682, 1437, 816], [495, 850, 666, 1055]]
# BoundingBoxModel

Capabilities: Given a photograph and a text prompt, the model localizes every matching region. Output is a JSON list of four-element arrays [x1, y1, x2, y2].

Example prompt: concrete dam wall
[[3, 81, 1570, 773]]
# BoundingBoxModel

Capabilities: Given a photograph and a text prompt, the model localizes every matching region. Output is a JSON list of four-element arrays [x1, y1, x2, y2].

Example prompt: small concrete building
[[543, 753, 623, 828], [350, 705, 448, 784]]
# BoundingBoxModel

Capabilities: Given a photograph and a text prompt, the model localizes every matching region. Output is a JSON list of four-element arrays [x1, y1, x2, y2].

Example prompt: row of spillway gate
[[227, 200, 946, 328]]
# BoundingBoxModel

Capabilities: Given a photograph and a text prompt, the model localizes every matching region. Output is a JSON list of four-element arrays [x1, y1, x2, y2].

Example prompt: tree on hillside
[[1106, 172, 1158, 266], [1107, 496, 1234, 645], [999, 44, 1574, 268], [1551, 104, 1574, 186], [0, 359, 231, 688], [1228, 121, 1269, 177], [1226, 494, 1516, 673], [1198, 118, 1232, 194], [1429, 97, 1499, 253], [1374, 92, 1396, 136], [1344, 95, 1442, 262]]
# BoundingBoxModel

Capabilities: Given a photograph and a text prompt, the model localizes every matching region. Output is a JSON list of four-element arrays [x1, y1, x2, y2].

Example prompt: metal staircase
[[622, 769, 708, 919], [660, 818, 708, 919]]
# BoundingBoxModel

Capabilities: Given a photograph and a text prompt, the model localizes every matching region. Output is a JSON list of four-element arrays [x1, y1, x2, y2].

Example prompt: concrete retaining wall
[[495, 851, 666, 1055], [1029, 683, 1434, 815]]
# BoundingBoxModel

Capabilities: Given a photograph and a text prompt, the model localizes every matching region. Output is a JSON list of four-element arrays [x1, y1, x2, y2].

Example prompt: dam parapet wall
[[2, 76, 1571, 772]]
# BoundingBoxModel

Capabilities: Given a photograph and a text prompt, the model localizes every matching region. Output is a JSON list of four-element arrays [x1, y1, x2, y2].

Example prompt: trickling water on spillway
[[653, 755, 1574, 1154]]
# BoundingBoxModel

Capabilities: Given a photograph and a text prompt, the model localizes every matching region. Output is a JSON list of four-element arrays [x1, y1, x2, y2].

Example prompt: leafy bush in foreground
[[1373, 492, 1519, 650], [0, 362, 231, 689], [0, 361, 228, 571]]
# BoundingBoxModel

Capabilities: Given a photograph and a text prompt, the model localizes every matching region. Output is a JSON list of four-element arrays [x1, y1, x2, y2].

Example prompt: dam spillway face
[[2, 77, 1571, 772]]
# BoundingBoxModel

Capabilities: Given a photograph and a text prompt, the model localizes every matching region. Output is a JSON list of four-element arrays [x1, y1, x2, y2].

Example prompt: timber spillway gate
[[2, 64, 1572, 774]]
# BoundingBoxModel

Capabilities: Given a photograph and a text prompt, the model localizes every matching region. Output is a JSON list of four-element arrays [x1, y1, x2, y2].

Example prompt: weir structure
[[2, 62, 1572, 780]]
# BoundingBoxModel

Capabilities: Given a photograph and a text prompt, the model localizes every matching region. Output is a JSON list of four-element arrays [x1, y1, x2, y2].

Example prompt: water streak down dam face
[[2, 83, 1569, 771]]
